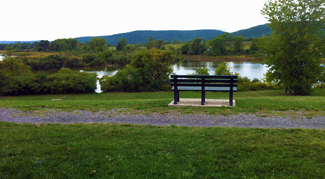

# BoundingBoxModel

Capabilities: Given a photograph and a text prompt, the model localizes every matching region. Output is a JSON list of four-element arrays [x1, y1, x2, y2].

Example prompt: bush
[[1, 67, 97, 95], [47, 68, 97, 94], [101, 48, 173, 92], [214, 62, 231, 75], [24, 55, 85, 70], [191, 67, 209, 75]]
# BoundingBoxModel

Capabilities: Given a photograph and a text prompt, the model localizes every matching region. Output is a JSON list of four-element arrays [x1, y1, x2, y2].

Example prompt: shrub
[[100, 48, 173, 92], [190, 67, 209, 75], [47, 68, 97, 94], [214, 62, 231, 75]]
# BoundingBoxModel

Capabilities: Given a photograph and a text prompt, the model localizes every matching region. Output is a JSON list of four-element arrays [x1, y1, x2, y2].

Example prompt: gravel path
[[1, 108, 325, 129]]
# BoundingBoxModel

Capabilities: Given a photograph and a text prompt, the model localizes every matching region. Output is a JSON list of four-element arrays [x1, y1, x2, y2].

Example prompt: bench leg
[[177, 91, 180, 102], [174, 90, 178, 104], [201, 90, 205, 105], [229, 91, 233, 106]]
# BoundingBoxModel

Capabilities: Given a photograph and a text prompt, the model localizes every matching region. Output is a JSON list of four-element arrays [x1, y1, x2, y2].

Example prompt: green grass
[[1, 89, 325, 178], [1, 89, 325, 116], [1, 122, 325, 178]]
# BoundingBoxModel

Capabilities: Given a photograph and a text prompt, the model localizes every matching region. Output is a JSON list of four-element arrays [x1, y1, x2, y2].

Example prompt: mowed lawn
[[0, 89, 325, 114], [1, 89, 325, 178]]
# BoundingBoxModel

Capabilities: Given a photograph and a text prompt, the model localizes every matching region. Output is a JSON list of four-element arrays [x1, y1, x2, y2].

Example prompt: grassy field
[[1, 90, 325, 178], [1, 121, 325, 178], [1, 89, 324, 116]]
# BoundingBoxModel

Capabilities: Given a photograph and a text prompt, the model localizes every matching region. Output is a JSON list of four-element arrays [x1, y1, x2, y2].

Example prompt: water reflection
[[171, 61, 269, 80], [82, 70, 118, 93]]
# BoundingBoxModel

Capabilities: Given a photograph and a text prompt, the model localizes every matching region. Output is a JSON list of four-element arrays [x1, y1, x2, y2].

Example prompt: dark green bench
[[170, 75, 238, 106]]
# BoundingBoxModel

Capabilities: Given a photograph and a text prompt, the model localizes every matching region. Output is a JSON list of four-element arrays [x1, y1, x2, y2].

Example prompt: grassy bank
[[1, 122, 325, 178], [0, 89, 325, 116]]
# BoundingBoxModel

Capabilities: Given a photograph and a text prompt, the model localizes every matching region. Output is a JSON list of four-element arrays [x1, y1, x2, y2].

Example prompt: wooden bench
[[170, 75, 238, 106]]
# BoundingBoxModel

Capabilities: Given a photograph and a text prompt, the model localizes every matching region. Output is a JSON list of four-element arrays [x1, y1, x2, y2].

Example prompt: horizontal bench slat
[[172, 86, 237, 91], [171, 83, 237, 87], [171, 79, 238, 83], [171, 75, 238, 79]]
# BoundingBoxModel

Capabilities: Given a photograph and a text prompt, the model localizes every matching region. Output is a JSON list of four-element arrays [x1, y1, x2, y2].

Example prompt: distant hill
[[75, 30, 226, 45], [0, 24, 273, 45], [231, 24, 271, 38], [75, 24, 272, 45]]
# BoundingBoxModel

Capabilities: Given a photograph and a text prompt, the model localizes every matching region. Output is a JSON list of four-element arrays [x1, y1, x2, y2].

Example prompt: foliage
[[0, 57, 33, 95], [24, 55, 85, 70], [4, 45, 16, 56], [145, 36, 165, 50], [208, 36, 227, 56], [214, 62, 231, 75], [260, 0, 325, 94], [48, 38, 79, 52], [47, 68, 97, 94], [34, 40, 50, 52], [89, 37, 108, 52], [249, 38, 260, 54], [191, 67, 209, 75], [1, 67, 97, 95], [187, 38, 206, 55], [116, 38, 127, 51], [232, 36, 245, 54], [101, 48, 173, 92]]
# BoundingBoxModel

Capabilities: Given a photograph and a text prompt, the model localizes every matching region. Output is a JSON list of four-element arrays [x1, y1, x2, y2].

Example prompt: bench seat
[[172, 86, 237, 91]]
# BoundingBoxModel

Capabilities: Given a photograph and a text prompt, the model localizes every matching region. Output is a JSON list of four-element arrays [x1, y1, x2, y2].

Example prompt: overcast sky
[[1, 0, 269, 41]]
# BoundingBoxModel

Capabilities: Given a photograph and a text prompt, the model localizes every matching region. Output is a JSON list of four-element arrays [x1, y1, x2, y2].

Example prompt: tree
[[4, 45, 16, 56], [209, 36, 227, 56], [249, 38, 259, 54], [260, 0, 325, 94], [145, 36, 156, 50], [233, 36, 245, 54], [89, 37, 107, 52], [187, 38, 206, 55], [100, 48, 173, 92], [116, 38, 127, 51], [35, 40, 49, 52], [0, 57, 33, 94]]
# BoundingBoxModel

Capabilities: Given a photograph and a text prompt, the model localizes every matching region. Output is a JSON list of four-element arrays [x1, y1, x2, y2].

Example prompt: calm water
[[172, 61, 269, 80], [86, 61, 270, 93]]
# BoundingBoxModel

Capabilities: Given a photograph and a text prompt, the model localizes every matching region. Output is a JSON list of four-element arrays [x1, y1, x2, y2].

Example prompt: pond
[[86, 61, 270, 93]]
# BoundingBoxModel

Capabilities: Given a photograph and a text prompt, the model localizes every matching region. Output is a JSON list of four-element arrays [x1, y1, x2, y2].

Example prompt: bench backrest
[[170, 75, 238, 90]]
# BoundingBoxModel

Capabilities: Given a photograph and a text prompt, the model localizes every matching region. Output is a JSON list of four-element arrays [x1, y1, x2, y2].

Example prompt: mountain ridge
[[0, 24, 271, 45]]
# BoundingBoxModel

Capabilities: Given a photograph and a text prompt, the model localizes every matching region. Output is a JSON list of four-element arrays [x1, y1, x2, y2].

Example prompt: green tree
[[100, 48, 173, 92], [260, 0, 325, 94], [249, 38, 259, 54], [89, 37, 107, 52], [188, 38, 206, 55], [209, 36, 227, 56], [116, 38, 128, 51], [4, 45, 16, 56], [0, 57, 33, 94], [34, 40, 50, 52], [145, 36, 156, 50], [233, 36, 245, 54]]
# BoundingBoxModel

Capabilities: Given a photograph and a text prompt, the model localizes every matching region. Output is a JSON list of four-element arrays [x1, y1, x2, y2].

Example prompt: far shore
[[184, 55, 325, 64]]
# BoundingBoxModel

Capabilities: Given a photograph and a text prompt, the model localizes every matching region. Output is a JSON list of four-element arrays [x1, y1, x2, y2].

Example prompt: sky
[[0, 0, 269, 41]]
